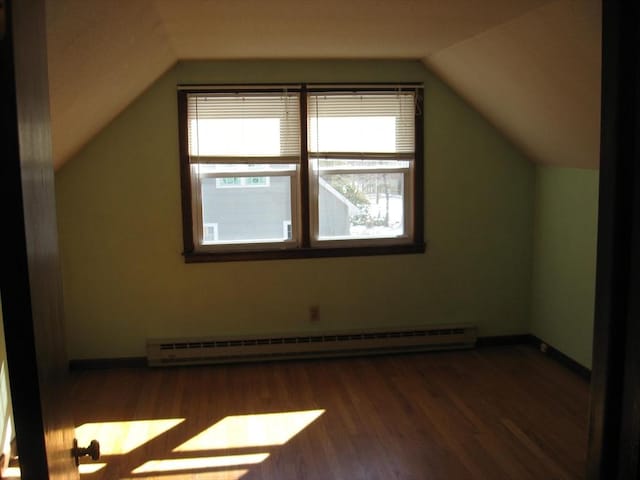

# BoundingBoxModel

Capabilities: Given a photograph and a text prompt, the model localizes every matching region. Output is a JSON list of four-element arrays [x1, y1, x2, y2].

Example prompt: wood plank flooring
[[69, 346, 589, 479]]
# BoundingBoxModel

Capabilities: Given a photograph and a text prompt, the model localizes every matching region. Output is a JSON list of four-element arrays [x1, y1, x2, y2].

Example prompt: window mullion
[[414, 90, 425, 245], [199, 171, 297, 179], [192, 155, 300, 165], [299, 85, 311, 248], [319, 167, 409, 176], [309, 152, 414, 161]]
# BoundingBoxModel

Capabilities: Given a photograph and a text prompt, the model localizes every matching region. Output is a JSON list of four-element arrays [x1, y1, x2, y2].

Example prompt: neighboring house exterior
[[201, 176, 358, 242], [317, 178, 360, 237]]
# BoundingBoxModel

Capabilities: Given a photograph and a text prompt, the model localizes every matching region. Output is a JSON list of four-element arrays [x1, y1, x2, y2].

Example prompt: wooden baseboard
[[528, 336, 591, 381], [68, 336, 592, 381], [476, 334, 532, 347], [477, 334, 591, 381], [69, 340, 514, 370]]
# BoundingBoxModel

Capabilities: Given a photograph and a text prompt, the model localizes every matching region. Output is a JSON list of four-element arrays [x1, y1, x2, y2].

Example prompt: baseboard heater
[[146, 324, 477, 367]]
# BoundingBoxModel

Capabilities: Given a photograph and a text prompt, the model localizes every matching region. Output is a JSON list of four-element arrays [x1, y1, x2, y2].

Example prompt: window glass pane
[[309, 116, 396, 152], [203, 223, 218, 242], [201, 176, 293, 244], [308, 93, 415, 154], [215, 176, 270, 188], [190, 118, 282, 156], [188, 94, 300, 157], [318, 172, 405, 239]]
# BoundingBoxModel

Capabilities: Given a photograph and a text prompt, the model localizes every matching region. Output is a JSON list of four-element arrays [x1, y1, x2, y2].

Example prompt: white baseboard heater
[[146, 324, 477, 367]]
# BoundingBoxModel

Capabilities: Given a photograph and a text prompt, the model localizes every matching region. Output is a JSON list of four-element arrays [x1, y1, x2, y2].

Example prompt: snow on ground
[[350, 194, 404, 237]]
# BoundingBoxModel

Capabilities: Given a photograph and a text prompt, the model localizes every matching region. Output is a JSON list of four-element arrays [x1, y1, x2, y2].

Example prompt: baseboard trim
[[68, 336, 592, 380], [528, 336, 591, 381], [476, 334, 532, 347], [69, 357, 146, 371], [477, 334, 591, 381]]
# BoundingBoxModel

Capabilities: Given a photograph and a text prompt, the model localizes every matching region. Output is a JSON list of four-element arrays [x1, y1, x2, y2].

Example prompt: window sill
[[183, 242, 426, 263]]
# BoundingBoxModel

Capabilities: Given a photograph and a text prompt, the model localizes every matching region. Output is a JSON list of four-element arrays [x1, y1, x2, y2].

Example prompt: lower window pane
[[318, 172, 405, 240], [200, 176, 293, 244]]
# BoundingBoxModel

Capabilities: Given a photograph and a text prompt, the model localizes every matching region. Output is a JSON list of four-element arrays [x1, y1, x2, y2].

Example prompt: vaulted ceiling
[[46, 0, 601, 170]]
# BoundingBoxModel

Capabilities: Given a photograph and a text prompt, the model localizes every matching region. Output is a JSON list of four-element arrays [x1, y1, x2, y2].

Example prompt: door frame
[[1, 0, 639, 478], [587, 1, 640, 479], [0, 0, 79, 478]]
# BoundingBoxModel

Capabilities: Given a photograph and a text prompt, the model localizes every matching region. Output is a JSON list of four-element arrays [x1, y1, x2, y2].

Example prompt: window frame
[[178, 83, 425, 263]]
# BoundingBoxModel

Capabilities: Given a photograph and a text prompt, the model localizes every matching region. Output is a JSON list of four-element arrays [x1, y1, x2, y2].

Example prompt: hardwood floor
[[69, 346, 589, 479]]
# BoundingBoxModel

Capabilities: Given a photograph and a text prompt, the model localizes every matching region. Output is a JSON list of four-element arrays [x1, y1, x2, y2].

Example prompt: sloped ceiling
[[46, 0, 601, 170]]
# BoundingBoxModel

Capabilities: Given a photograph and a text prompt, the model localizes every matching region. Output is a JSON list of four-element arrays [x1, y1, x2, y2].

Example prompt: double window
[[178, 84, 424, 262]]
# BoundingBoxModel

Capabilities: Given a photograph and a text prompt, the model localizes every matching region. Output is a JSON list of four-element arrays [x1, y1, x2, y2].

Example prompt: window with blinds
[[307, 91, 416, 244], [187, 92, 300, 160], [185, 90, 301, 250], [178, 84, 424, 262]]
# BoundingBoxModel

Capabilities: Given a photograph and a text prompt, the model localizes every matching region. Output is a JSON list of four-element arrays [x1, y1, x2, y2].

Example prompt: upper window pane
[[309, 116, 397, 153], [308, 93, 415, 154], [190, 118, 282, 156], [187, 93, 300, 158]]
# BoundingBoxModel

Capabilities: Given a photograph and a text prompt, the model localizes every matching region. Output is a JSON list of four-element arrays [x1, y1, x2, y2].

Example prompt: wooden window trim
[[178, 84, 426, 263]]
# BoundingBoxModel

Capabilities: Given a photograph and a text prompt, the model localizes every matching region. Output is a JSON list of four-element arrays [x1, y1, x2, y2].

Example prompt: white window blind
[[307, 92, 416, 157], [187, 92, 301, 162]]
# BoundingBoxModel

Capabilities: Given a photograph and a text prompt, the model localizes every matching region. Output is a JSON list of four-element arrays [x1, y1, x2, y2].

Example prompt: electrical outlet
[[309, 306, 320, 322]]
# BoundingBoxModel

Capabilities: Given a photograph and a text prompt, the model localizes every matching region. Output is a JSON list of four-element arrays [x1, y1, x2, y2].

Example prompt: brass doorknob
[[71, 439, 100, 466]]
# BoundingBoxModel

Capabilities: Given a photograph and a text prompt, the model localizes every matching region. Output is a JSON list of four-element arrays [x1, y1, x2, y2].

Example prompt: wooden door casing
[[0, 0, 79, 478]]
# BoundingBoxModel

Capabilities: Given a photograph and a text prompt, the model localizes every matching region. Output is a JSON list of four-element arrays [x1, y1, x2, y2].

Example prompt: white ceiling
[[45, 0, 601, 170]]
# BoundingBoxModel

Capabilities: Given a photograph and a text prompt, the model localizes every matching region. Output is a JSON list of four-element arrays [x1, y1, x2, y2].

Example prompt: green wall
[[55, 60, 535, 359], [531, 166, 599, 368]]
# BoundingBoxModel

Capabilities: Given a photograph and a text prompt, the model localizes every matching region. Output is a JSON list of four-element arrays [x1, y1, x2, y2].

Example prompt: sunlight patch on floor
[[4, 462, 107, 478], [5, 464, 246, 479], [4, 410, 324, 478], [79, 463, 108, 474], [120, 468, 249, 480], [131, 453, 269, 474], [174, 409, 325, 451], [75, 418, 185, 455], [3, 466, 19, 478]]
